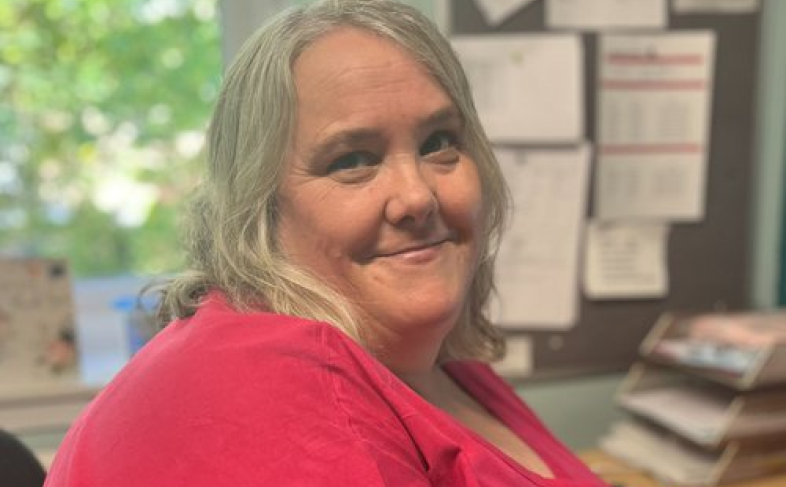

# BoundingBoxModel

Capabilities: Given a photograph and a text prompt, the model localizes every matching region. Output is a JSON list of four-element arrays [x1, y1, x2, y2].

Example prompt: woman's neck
[[367, 326, 447, 383]]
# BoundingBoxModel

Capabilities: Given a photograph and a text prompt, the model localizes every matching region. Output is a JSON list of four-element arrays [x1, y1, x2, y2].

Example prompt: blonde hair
[[161, 0, 511, 361]]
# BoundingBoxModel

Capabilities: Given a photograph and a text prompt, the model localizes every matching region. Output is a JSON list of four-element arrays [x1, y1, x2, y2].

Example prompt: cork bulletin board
[[450, 2, 760, 380]]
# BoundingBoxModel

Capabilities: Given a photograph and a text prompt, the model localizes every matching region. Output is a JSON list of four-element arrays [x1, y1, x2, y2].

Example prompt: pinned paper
[[674, 0, 760, 13], [492, 335, 534, 377], [493, 144, 591, 329], [594, 32, 716, 221], [474, 0, 538, 26], [452, 34, 583, 143], [583, 221, 669, 299], [547, 0, 667, 30]]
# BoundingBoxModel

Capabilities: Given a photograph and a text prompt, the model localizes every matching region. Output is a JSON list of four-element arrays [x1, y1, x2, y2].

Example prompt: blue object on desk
[[681, 341, 761, 375], [111, 295, 159, 356]]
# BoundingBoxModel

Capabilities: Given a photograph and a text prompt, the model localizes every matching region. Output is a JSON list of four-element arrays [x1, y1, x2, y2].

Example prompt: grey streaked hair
[[160, 0, 511, 361]]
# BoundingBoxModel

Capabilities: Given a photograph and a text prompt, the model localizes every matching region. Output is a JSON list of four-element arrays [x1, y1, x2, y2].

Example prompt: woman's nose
[[383, 159, 437, 228]]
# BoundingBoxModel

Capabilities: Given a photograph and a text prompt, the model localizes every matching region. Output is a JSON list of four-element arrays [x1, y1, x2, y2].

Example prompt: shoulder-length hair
[[161, 0, 511, 362]]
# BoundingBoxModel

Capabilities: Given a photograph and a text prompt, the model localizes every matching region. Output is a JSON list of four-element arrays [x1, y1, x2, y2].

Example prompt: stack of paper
[[601, 420, 719, 485], [619, 383, 786, 447], [642, 312, 786, 390], [601, 419, 786, 485], [605, 311, 786, 485]]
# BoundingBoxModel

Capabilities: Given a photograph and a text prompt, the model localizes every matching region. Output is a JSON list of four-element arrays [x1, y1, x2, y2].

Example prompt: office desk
[[579, 450, 786, 487]]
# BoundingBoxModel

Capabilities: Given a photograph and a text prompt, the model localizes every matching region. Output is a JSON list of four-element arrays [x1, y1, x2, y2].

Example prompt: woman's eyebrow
[[307, 128, 381, 160], [421, 106, 463, 130], [306, 106, 463, 159]]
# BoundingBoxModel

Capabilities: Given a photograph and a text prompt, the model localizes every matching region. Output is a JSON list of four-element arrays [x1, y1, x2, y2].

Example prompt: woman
[[46, 1, 609, 485]]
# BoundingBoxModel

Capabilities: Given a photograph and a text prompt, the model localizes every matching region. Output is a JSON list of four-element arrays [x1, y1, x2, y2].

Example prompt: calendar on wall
[[0, 258, 78, 386]]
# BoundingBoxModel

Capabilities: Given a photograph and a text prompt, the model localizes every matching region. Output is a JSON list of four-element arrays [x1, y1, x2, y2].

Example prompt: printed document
[[594, 32, 716, 221], [492, 145, 590, 329], [451, 34, 583, 143], [674, 0, 760, 13], [584, 221, 669, 299], [547, 0, 667, 30]]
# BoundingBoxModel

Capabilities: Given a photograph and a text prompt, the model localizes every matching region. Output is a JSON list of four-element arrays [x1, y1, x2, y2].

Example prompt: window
[[0, 0, 221, 277]]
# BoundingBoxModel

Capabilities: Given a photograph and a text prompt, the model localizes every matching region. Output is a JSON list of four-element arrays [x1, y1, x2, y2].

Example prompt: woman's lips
[[378, 239, 449, 263]]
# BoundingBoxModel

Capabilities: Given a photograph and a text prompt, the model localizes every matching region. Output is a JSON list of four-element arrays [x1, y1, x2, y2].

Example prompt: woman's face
[[277, 27, 483, 351]]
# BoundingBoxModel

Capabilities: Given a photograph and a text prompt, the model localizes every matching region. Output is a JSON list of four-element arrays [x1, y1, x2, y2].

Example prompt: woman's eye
[[420, 131, 458, 156], [326, 152, 377, 174]]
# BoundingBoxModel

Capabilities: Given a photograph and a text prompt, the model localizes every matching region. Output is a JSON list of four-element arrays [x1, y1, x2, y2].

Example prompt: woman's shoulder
[[47, 295, 427, 486], [121, 292, 383, 397], [158, 291, 365, 366], [82, 291, 403, 433]]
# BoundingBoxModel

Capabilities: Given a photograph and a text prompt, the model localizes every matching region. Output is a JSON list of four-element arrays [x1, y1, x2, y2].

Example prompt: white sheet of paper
[[492, 145, 591, 329], [451, 34, 583, 143], [547, 0, 667, 30], [619, 385, 729, 445], [674, 0, 759, 13], [491, 335, 534, 377], [594, 32, 716, 221], [474, 0, 538, 26], [584, 221, 669, 299]]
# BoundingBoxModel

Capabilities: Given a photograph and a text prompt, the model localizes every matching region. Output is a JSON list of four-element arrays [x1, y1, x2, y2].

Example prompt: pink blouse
[[46, 293, 609, 487]]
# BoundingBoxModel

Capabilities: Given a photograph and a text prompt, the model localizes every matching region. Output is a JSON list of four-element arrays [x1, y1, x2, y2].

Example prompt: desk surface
[[579, 451, 786, 487]]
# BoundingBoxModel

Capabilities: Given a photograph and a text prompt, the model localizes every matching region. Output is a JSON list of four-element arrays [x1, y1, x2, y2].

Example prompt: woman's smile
[[375, 237, 452, 263]]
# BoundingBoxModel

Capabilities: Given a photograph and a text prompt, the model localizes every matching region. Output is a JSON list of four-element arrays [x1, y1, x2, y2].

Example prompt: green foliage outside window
[[0, 0, 221, 276]]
